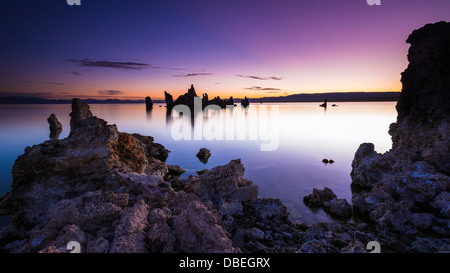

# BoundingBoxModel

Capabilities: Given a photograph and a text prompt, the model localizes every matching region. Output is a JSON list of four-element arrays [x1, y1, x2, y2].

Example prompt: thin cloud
[[168, 67, 187, 71], [69, 71, 83, 76], [173, 72, 212, 77], [67, 58, 151, 70], [98, 90, 124, 95], [23, 80, 64, 85], [236, 74, 284, 81], [152, 66, 186, 71], [0, 91, 55, 97], [245, 86, 283, 91]]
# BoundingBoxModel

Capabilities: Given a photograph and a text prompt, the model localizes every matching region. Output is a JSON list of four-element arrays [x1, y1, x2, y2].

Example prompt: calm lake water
[[0, 102, 397, 223]]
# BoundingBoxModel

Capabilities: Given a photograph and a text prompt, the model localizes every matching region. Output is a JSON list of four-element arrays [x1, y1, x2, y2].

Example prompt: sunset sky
[[0, 0, 449, 100]]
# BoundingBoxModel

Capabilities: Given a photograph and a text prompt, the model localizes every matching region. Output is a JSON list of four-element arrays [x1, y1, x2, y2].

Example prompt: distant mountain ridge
[[248, 91, 401, 103], [0, 91, 400, 104], [0, 97, 164, 104]]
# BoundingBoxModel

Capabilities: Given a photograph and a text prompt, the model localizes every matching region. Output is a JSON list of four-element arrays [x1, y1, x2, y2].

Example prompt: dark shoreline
[[0, 91, 400, 105]]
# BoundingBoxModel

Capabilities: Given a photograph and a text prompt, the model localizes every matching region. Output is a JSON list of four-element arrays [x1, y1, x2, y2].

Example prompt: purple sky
[[0, 0, 449, 100]]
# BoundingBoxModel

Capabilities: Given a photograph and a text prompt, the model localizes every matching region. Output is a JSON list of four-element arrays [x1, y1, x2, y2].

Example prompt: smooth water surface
[[0, 102, 397, 223]]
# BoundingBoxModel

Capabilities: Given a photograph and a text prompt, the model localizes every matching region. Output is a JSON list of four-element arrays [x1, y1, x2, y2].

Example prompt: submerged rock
[[47, 113, 62, 131], [322, 159, 334, 164], [303, 187, 337, 208], [47, 114, 62, 139], [196, 148, 211, 163], [303, 188, 352, 219]]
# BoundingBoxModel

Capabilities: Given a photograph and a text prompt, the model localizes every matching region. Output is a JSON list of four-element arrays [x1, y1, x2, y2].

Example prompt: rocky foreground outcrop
[[350, 21, 450, 251], [0, 98, 403, 253], [303, 188, 352, 219]]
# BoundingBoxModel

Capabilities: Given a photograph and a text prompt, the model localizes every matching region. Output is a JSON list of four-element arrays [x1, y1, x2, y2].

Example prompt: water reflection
[[146, 108, 152, 121], [149, 101, 396, 221], [49, 128, 62, 139], [167, 104, 279, 151], [0, 102, 397, 224]]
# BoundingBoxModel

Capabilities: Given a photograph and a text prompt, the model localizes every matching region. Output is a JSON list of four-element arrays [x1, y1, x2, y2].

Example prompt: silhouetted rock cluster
[[164, 84, 244, 113], [241, 96, 249, 108], [205, 95, 235, 109], [165, 84, 198, 112], [172, 84, 198, 111]]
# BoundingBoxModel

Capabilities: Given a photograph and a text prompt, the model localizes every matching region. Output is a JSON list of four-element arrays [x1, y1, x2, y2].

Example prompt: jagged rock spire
[[69, 98, 93, 130]]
